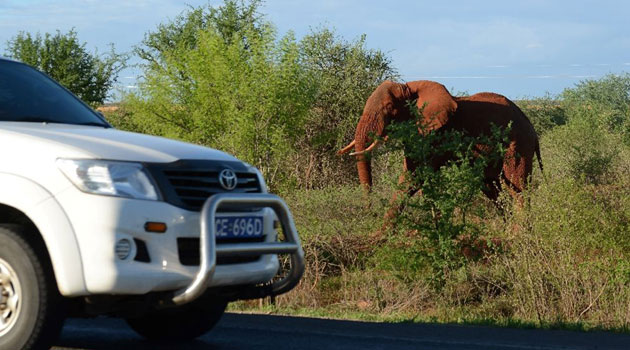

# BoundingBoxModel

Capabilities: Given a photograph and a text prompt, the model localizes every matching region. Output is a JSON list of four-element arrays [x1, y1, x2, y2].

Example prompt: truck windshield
[[0, 60, 110, 127]]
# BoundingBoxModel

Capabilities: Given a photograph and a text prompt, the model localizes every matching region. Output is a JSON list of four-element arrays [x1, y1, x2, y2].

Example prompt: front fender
[[0, 173, 86, 296]]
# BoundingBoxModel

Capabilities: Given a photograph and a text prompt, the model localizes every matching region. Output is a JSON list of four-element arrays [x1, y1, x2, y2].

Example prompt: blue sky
[[1, 0, 629, 99]]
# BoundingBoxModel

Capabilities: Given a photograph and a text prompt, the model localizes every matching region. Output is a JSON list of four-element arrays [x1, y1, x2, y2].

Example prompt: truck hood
[[0, 122, 239, 163]]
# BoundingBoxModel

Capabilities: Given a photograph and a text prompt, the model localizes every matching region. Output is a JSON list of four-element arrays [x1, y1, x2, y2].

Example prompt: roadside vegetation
[[256, 73, 630, 330], [8, 0, 630, 331]]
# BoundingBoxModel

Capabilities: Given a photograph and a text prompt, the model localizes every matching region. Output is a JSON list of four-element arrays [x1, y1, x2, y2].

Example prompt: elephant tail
[[535, 138, 544, 174]]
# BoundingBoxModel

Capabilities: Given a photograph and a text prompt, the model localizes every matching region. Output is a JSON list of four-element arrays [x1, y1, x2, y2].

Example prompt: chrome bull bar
[[172, 193, 305, 305]]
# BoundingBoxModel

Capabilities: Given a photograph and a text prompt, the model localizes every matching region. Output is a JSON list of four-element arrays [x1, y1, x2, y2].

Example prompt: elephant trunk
[[354, 118, 385, 191], [356, 153, 373, 191]]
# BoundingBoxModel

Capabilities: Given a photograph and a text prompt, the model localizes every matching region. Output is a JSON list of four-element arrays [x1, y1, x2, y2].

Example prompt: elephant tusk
[[349, 137, 387, 156], [337, 140, 356, 155]]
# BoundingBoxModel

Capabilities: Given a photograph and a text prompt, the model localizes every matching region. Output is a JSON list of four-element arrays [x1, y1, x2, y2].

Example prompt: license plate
[[215, 216, 263, 239]]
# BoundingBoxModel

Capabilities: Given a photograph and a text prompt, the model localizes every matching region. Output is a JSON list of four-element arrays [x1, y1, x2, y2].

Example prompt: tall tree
[[5, 29, 126, 106]]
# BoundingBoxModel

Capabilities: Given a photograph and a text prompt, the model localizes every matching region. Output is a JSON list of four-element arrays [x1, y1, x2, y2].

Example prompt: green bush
[[562, 73, 630, 142], [375, 103, 509, 288], [541, 117, 620, 184]]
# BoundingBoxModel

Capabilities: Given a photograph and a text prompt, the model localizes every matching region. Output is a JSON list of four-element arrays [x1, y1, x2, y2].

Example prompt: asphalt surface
[[53, 313, 630, 350]]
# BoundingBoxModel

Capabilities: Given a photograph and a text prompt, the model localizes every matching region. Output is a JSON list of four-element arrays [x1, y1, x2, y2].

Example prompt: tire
[[0, 224, 65, 350], [126, 298, 227, 341]]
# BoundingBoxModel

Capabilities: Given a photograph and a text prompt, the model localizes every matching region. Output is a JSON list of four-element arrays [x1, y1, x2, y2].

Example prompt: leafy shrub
[[562, 74, 630, 123], [376, 103, 509, 288], [541, 116, 619, 184], [562, 73, 630, 142]]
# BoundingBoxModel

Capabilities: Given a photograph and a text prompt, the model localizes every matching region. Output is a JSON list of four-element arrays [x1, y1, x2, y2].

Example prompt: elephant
[[338, 80, 542, 207]]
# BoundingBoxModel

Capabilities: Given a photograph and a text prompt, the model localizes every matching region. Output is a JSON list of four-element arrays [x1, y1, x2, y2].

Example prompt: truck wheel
[[0, 225, 65, 350], [126, 299, 227, 341]]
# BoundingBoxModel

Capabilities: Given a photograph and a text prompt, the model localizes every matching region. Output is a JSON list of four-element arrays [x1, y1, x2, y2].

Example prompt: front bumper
[[54, 188, 304, 300], [173, 193, 305, 305]]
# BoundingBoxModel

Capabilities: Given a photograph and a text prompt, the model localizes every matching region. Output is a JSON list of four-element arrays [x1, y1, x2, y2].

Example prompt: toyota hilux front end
[[0, 57, 304, 350]]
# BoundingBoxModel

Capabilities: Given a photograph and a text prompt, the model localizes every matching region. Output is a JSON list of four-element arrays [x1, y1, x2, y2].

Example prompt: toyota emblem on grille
[[219, 169, 238, 190]]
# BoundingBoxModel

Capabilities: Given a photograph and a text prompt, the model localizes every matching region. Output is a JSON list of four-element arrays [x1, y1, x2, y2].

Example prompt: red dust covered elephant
[[338, 80, 542, 203]]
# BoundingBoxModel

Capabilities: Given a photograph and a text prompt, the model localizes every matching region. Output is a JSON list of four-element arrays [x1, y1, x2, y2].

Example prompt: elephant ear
[[406, 81, 457, 133]]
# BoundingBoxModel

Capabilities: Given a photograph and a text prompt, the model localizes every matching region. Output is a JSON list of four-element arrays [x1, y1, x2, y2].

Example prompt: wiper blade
[[15, 116, 60, 123], [76, 122, 111, 128], [13, 116, 110, 128]]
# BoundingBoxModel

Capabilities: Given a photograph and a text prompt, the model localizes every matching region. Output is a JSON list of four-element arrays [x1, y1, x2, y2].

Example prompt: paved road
[[54, 313, 630, 350]]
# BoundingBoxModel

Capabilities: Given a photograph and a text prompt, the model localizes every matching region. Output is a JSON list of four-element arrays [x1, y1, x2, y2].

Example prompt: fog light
[[115, 239, 132, 260]]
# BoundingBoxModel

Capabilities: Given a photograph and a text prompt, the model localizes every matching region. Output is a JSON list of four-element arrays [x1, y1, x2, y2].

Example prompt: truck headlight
[[57, 159, 160, 200]]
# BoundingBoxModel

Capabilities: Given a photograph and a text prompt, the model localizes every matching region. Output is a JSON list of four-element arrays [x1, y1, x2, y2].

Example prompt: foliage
[[562, 74, 630, 125], [376, 102, 510, 287], [294, 28, 397, 188], [516, 95, 566, 135], [136, 0, 267, 70], [562, 73, 630, 141], [126, 1, 315, 191], [499, 176, 630, 326], [295, 28, 396, 188], [125, 0, 396, 192], [5, 29, 126, 106], [541, 117, 620, 184]]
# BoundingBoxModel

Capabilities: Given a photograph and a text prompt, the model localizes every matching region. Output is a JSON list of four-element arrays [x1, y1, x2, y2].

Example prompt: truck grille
[[145, 160, 262, 211], [165, 170, 260, 210]]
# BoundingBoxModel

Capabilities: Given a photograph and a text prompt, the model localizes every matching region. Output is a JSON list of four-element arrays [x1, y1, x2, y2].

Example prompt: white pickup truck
[[0, 57, 304, 350]]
